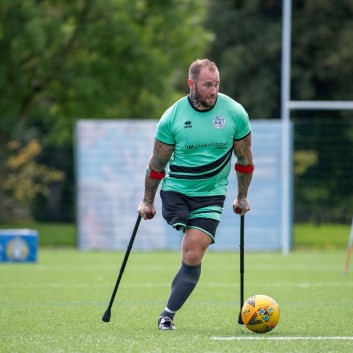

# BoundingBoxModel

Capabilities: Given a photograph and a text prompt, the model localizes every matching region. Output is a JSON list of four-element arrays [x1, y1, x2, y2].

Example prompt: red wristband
[[235, 163, 254, 173], [146, 168, 166, 180]]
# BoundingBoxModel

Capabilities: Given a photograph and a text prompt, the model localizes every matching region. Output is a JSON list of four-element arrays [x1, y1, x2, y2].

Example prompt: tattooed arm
[[137, 139, 174, 220], [233, 133, 254, 215]]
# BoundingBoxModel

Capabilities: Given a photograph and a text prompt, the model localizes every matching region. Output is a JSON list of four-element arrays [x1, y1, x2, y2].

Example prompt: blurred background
[[0, 0, 352, 249]]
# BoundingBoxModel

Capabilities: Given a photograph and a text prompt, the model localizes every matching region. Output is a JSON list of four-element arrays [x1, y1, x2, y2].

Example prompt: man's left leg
[[158, 228, 211, 330]]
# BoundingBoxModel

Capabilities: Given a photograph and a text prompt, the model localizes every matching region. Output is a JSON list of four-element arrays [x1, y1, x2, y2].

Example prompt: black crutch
[[235, 209, 245, 324], [102, 214, 142, 322]]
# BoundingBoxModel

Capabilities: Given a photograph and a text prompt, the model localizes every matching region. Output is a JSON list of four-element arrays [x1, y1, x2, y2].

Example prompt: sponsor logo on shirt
[[184, 121, 192, 128]]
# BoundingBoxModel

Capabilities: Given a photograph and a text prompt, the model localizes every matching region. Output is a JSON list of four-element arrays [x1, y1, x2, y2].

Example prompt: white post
[[280, 0, 292, 255], [281, 0, 292, 123], [344, 216, 353, 273]]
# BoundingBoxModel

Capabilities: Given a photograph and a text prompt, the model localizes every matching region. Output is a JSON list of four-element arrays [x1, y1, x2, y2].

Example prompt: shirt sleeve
[[155, 108, 176, 145], [234, 105, 251, 141]]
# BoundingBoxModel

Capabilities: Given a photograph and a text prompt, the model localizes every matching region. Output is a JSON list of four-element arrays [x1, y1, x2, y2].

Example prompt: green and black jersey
[[155, 93, 251, 197]]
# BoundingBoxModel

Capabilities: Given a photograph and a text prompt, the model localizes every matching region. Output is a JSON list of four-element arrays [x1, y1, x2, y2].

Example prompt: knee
[[182, 248, 203, 266], [182, 229, 211, 265]]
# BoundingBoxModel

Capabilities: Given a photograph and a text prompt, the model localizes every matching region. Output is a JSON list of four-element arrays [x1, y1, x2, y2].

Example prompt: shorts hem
[[172, 222, 186, 231], [185, 225, 215, 243]]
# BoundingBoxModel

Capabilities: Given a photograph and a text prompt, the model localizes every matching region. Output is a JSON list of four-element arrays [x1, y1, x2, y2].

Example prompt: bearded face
[[188, 67, 220, 110]]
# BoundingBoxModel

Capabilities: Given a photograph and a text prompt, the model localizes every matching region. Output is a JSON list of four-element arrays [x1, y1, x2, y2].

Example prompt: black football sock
[[160, 261, 201, 319]]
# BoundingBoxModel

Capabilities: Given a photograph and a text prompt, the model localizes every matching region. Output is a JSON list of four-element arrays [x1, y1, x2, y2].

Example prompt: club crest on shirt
[[213, 115, 225, 128]]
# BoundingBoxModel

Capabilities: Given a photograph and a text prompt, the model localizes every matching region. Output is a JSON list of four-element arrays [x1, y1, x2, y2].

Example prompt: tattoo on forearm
[[149, 140, 174, 171], [234, 133, 254, 199], [143, 177, 161, 204], [237, 173, 253, 199], [144, 140, 174, 203]]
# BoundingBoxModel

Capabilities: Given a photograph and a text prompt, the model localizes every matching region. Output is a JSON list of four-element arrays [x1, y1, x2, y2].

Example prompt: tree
[[290, 0, 353, 222], [205, 0, 353, 222], [206, 0, 283, 120], [291, 0, 353, 104], [293, 117, 353, 223], [0, 0, 211, 220], [4, 139, 65, 217]]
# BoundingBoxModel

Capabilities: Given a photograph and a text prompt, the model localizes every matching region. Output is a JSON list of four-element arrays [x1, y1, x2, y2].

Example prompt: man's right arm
[[138, 139, 174, 220]]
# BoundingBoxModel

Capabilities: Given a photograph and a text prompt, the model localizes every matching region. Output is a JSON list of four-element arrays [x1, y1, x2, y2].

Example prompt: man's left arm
[[233, 133, 254, 215]]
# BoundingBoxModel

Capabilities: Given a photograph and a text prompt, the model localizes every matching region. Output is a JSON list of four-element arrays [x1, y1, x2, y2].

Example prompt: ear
[[187, 79, 195, 91]]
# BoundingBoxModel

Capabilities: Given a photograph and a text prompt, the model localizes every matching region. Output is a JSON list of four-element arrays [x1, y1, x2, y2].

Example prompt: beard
[[193, 86, 217, 109]]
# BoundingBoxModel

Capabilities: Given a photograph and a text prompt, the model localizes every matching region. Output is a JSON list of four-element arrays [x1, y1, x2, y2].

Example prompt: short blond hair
[[188, 59, 218, 81]]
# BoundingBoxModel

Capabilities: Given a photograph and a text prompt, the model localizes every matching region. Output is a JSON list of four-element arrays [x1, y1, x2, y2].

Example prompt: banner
[[75, 120, 292, 252], [0, 229, 38, 262]]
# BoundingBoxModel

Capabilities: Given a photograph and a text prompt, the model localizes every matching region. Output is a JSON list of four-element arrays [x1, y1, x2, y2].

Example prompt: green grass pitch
[[1, 249, 352, 353]]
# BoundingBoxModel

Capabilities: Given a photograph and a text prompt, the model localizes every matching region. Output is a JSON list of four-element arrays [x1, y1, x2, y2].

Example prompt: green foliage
[[293, 118, 353, 223], [294, 150, 318, 175], [1, 0, 353, 222], [206, 0, 282, 119], [3, 139, 65, 210], [0, 0, 210, 145], [206, 0, 353, 120], [205, 1, 353, 223], [292, 0, 353, 102], [0, 0, 210, 220]]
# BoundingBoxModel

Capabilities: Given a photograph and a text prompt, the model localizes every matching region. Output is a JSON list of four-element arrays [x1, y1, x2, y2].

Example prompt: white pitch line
[[211, 336, 353, 341]]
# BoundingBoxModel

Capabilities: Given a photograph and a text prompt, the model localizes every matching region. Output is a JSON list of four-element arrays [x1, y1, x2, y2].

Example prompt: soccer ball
[[241, 294, 280, 333]]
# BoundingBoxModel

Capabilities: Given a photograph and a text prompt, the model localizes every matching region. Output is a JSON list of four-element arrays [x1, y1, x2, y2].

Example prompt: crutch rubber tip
[[102, 310, 111, 322], [238, 312, 244, 325]]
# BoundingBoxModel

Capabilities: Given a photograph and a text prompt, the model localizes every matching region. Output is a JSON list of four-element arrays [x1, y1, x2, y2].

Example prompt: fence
[[293, 117, 353, 224]]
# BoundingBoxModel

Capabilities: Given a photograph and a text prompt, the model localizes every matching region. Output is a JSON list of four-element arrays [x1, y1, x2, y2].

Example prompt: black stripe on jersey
[[169, 147, 233, 180], [170, 146, 232, 174]]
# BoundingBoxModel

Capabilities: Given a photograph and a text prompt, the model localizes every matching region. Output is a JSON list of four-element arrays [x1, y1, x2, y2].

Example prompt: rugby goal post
[[281, 0, 353, 258]]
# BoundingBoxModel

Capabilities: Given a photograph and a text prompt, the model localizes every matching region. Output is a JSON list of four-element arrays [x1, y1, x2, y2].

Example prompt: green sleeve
[[234, 105, 251, 140], [155, 108, 176, 145]]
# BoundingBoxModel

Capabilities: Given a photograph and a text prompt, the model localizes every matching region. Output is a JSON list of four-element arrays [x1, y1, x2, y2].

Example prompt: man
[[137, 58, 254, 330]]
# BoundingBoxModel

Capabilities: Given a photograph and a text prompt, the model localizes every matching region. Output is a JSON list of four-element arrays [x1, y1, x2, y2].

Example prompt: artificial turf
[[1, 249, 352, 353]]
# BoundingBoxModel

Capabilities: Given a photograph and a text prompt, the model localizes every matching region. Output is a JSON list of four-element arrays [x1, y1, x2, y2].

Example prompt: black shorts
[[160, 190, 226, 243]]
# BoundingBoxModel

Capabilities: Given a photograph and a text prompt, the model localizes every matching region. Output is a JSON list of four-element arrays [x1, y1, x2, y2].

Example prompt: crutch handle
[[235, 207, 243, 214]]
